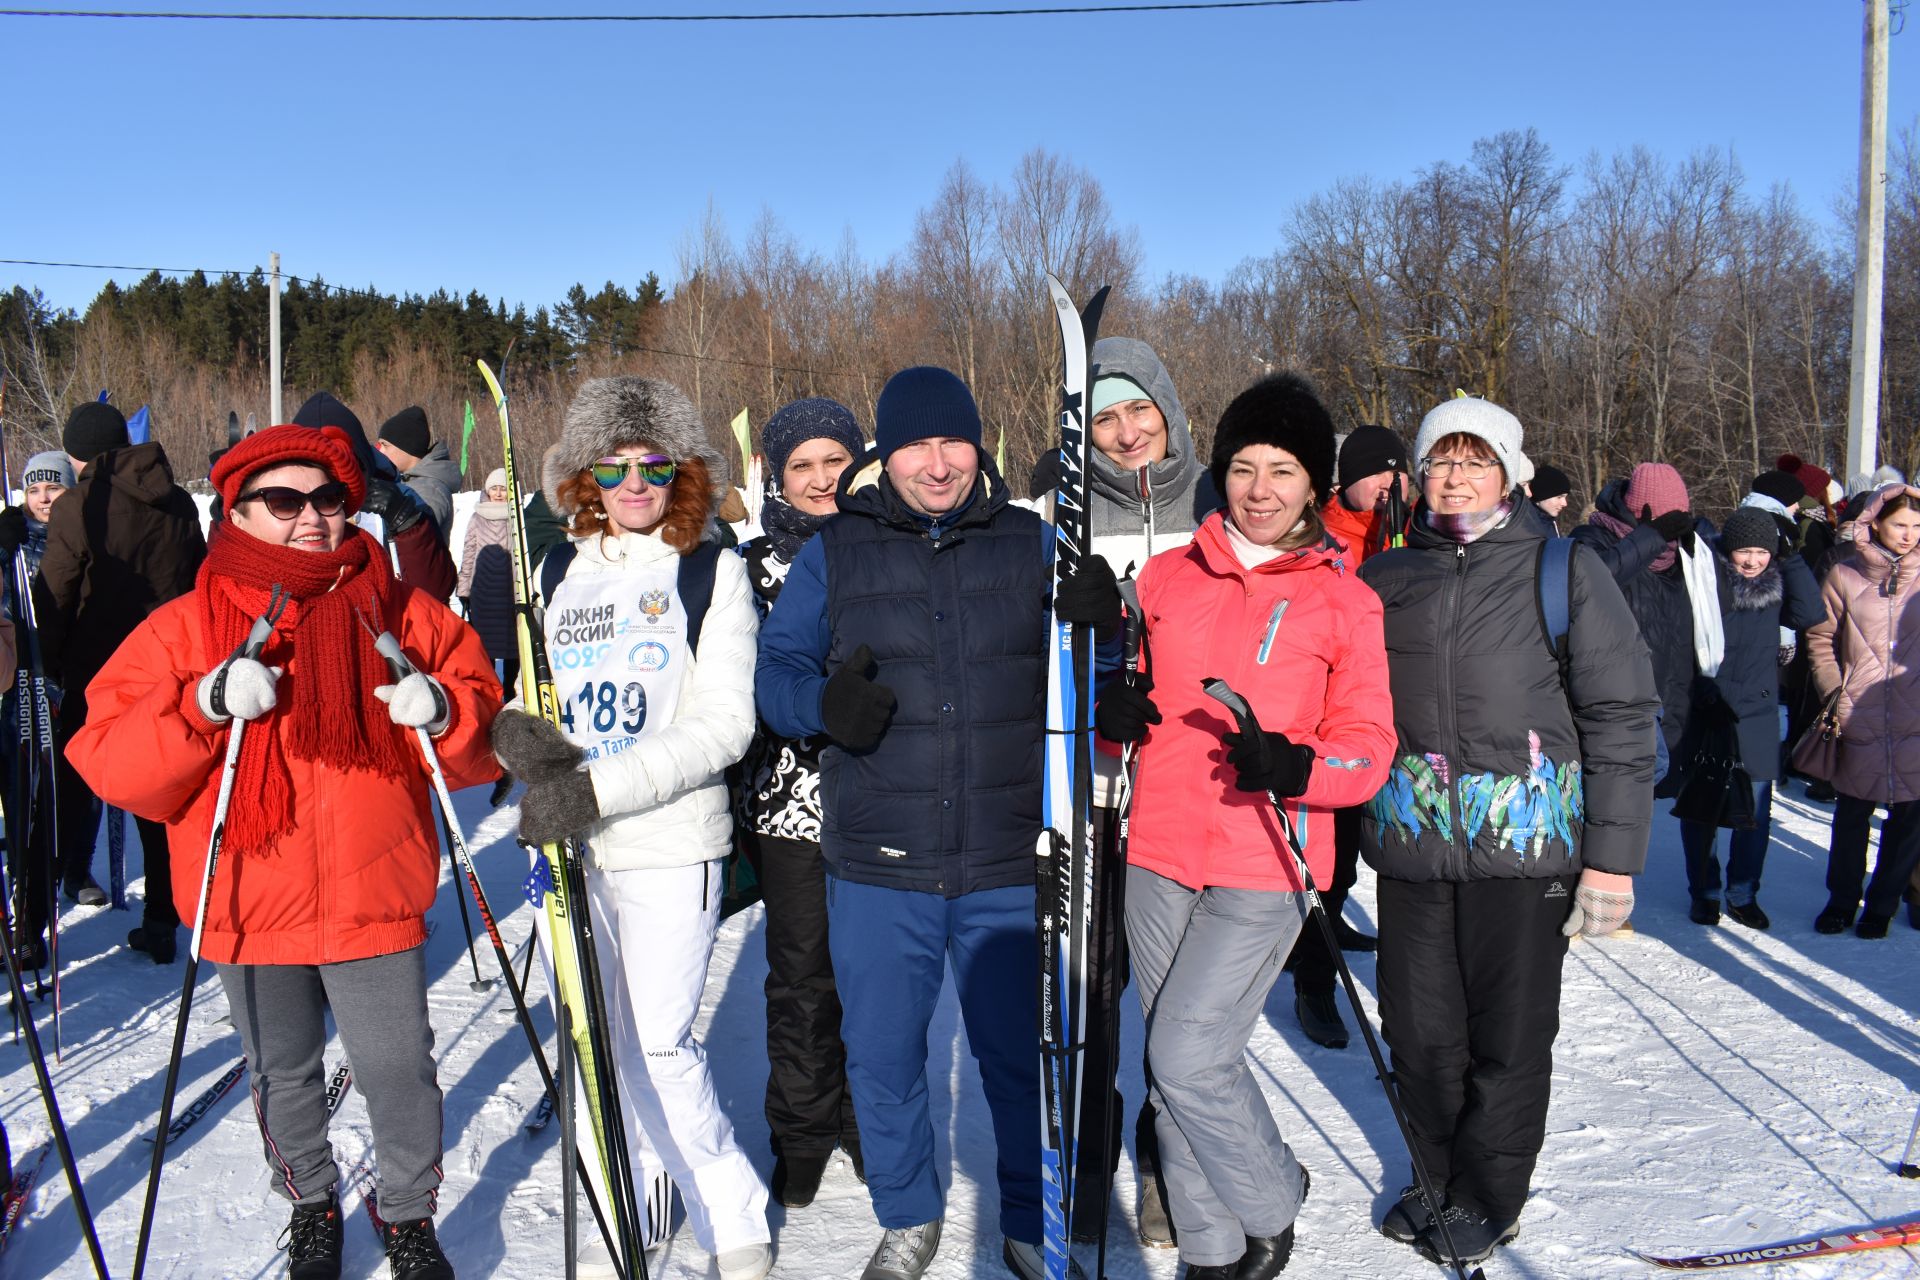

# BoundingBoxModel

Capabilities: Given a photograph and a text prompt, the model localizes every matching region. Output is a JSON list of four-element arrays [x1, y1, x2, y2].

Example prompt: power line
[[0, 0, 1354, 20]]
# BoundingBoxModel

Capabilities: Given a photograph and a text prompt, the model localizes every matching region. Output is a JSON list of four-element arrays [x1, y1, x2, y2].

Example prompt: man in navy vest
[[756, 366, 1116, 1280]]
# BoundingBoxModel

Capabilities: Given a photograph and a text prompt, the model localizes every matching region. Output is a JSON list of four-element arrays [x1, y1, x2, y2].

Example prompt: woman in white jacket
[[490, 376, 771, 1280]]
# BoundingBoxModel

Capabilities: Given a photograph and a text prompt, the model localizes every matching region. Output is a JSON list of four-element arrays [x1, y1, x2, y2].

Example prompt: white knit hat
[[1413, 396, 1533, 488]]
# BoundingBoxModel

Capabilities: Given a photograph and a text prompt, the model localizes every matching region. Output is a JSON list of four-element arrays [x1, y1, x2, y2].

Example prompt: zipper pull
[[1257, 600, 1289, 665]]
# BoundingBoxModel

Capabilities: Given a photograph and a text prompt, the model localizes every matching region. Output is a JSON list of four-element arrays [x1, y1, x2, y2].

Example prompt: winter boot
[[1415, 1204, 1519, 1266], [1233, 1166, 1308, 1279], [1815, 901, 1856, 934], [1856, 912, 1892, 939], [1378, 1183, 1434, 1244], [772, 1151, 829, 1208], [842, 1133, 866, 1184], [63, 876, 108, 908], [1294, 991, 1348, 1049], [861, 1219, 940, 1280], [1807, 779, 1837, 802], [574, 1237, 619, 1280], [1138, 1164, 1175, 1247], [281, 1194, 344, 1280], [1183, 1264, 1238, 1279], [717, 1243, 773, 1280], [128, 921, 177, 965], [1689, 897, 1721, 926], [382, 1217, 454, 1279], [1002, 1238, 1087, 1279], [1724, 901, 1770, 930]]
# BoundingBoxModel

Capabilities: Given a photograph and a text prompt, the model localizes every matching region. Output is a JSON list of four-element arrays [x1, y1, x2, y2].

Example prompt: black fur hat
[[1209, 373, 1337, 501]]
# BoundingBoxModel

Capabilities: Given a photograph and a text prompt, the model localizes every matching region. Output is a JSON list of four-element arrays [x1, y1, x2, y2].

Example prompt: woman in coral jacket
[[1093, 374, 1396, 1280], [69, 424, 501, 1280]]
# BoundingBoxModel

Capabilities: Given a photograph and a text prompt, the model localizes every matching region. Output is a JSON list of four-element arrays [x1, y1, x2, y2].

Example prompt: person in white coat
[[490, 375, 772, 1280]]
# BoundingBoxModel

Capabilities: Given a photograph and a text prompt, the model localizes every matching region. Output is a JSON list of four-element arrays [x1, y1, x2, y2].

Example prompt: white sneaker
[[575, 1236, 619, 1280], [862, 1219, 942, 1280], [717, 1241, 774, 1280]]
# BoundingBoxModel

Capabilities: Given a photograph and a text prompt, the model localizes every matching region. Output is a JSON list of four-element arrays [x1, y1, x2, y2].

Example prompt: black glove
[[1223, 725, 1316, 798], [361, 474, 426, 535], [1095, 680, 1161, 744], [0, 507, 26, 559], [1644, 506, 1695, 546], [1027, 449, 1065, 500], [1053, 558, 1123, 632], [821, 643, 896, 752]]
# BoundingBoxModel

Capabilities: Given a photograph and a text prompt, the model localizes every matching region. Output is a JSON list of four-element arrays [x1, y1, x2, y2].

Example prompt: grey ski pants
[[217, 945, 444, 1223], [1125, 865, 1309, 1268]]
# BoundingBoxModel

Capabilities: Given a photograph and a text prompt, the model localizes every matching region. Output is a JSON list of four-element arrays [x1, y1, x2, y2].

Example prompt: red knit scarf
[[197, 525, 408, 857]]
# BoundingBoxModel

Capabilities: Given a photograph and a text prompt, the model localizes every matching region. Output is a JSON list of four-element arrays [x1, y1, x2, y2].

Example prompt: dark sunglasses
[[236, 482, 349, 521], [591, 455, 676, 490]]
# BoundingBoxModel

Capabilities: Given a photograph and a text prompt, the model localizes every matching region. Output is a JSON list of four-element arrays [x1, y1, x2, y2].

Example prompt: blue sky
[[3, 0, 1914, 314]]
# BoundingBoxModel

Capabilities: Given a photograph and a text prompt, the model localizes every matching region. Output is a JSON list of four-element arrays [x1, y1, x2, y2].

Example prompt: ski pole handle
[[1200, 677, 1256, 738], [241, 597, 282, 660], [371, 628, 416, 680]]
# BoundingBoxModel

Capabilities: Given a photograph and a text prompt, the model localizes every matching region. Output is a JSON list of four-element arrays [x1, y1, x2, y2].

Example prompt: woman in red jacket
[[69, 424, 501, 1280], [1095, 374, 1395, 1280]]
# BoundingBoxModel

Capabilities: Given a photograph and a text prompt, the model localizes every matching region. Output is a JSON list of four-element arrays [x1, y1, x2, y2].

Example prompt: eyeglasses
[[1420, 457, 1499, 480], [235, 482, 349, 520], [591, 455, 676, 489]]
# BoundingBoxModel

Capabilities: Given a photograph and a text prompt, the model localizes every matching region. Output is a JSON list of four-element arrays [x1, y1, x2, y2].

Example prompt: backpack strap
[[1536, 536, 1574, 677], [677, 541, 723, 656], [537, 541, 577, 610]]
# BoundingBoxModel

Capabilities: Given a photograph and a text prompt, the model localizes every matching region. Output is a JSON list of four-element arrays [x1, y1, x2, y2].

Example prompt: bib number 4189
[[560, 680, 645, 735]]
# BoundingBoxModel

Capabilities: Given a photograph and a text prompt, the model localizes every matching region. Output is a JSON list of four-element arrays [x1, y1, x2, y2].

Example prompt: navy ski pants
[[827, 877, 1040, 1244]]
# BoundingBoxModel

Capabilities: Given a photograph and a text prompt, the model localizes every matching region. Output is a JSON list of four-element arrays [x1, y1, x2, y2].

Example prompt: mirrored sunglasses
[[592, 455, 676, 489]]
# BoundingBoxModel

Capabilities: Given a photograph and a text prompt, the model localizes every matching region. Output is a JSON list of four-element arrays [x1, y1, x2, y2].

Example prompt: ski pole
[[1200, 678, 1483, 1280], [1899, 1100, 1920, 1178], [442, 807, 489, 992], [360, 617, 636, 1280], [132, 585, 290, 1280]]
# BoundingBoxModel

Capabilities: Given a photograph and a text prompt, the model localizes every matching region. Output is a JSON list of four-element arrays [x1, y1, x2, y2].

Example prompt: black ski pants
[[1376, 874, 1572, 1225], [57, 690, 176, 929], [1289, 805, 1363, 998], [753, 833, 858, 1160], [1825, 795, 1920, 920]]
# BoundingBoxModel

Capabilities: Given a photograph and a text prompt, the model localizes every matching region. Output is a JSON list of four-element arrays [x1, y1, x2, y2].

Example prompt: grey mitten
[[518, 770, 600, 846], [490, 708, 583, 784]]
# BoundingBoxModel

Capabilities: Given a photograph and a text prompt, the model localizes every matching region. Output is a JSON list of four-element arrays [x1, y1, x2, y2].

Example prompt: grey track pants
[[217, 945, 445, 1223], [1125, 865, 1309, 1268]]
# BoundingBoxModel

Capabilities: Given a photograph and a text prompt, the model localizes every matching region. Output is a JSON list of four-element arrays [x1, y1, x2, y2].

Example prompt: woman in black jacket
[[1676, 507, 1825, 929], [1359, 396, 1659, 1267]]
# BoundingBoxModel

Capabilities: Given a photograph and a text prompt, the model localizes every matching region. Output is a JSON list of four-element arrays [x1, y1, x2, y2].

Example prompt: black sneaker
[[1724, 901, 1770, 931], [281, 1195, 344, 1280], [1415, 1204, 1518, 1266], [772, 1151, 828, 1208], [383, 1217, 455, 1279], [128, 923, 177, 965], [1294, 991, 1348, 1050], [1856, 913, 1892, 940], [1814, 903, 1855, 934], [1689, 898, 1721, 926], [1379, 1184, 1434, 1244]]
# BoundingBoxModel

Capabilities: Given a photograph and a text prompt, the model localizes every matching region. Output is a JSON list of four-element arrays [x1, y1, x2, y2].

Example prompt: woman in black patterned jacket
[[737, 398, 867, 1208]]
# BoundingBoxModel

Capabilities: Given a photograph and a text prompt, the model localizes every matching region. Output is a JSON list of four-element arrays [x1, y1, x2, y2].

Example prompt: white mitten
[[1561, 868, 1635, 939], [375, 673, 450, 735], [197, 657, 280, 724]]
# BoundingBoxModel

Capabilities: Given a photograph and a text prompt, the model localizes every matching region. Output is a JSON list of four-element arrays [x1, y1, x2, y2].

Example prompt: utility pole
[[269, 251, 283, 424], [1845, 0, 1889, 480]]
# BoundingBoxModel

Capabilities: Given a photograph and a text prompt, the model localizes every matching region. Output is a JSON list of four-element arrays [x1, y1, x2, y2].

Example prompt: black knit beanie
[[62, 402, 130, 464], [378, 405, 432, 459], [1210, 373, 1337, 500], [1336, 424, 1408, 491], [1721, 507, 1780, 555], [1750, 469, 1806, 510]]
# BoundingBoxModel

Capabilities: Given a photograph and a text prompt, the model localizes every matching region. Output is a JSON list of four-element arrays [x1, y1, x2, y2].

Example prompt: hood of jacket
[[1847, 482, 1920, 585], [292, 392, 396, 485], [88, 441, 184, 509], [406, 440, 462, 491], [1086, 337, 1208, 532]]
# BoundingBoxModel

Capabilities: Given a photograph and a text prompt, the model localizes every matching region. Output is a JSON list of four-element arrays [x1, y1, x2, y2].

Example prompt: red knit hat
[[1777, 453, 1835, 505], [1623, 461, 1689, 520], [212, 424, 365, 515]]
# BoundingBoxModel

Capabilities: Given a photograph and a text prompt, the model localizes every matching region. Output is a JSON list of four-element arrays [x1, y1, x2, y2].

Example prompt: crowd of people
[[0, 343, 1913, 1280]]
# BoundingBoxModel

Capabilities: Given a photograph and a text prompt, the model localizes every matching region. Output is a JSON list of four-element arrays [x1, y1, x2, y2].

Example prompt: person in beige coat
[[1807, 483, 1920, 938]]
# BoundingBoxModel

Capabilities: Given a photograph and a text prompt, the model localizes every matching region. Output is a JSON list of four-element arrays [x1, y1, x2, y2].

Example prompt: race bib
[[546, 563, 689, 763]]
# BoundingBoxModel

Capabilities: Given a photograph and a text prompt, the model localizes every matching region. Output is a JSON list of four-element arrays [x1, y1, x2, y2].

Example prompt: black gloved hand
[[1027, 449, 1065, 501], [1053, 557, 1123, 632], [1645, 506, 1695, 545], [0, 507, 27, 559], [362, 475, 426, 534], [1095, 680, 1162, 744], [491, 708, 584, 784], [821, 643, 896, 752], [1223, 725, 1316, 798]]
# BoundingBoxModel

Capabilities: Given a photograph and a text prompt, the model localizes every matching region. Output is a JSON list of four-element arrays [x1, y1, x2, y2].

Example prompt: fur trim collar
[[1726, 562, 1783, 612]]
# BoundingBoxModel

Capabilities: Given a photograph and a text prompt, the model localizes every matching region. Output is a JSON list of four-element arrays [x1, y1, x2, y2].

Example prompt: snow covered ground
[[2, 778, 1917, 1278]]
